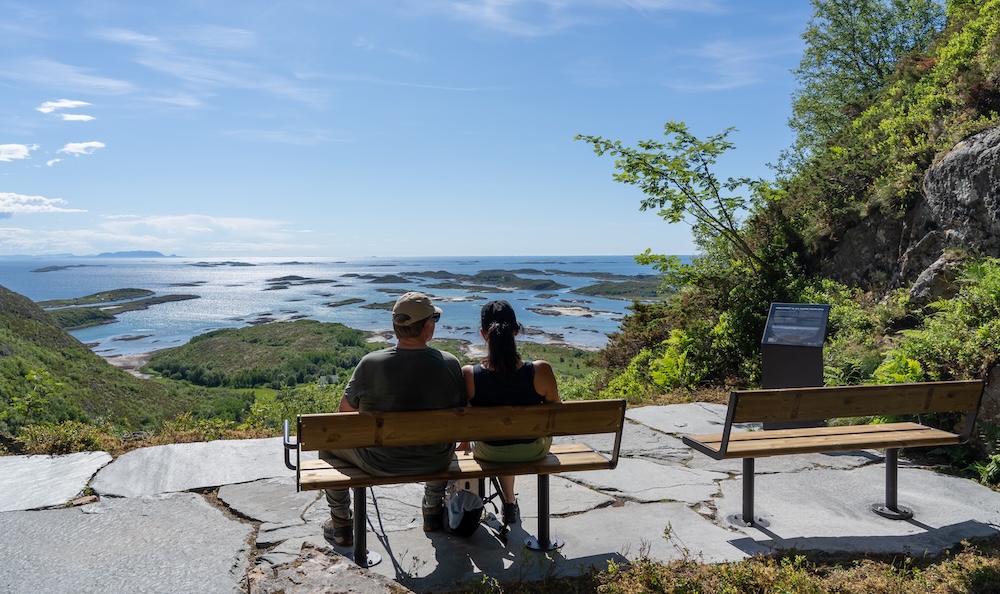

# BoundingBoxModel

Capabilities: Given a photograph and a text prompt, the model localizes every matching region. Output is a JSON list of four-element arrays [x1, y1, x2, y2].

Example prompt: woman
[[461, 300, 560, 525]]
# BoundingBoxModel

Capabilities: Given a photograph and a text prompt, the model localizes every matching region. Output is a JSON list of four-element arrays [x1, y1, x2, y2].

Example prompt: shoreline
[[100, 332, 593, 376]]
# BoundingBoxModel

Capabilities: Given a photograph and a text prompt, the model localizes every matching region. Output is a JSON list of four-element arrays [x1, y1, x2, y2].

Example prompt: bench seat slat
[[684, 422, 960, 459], [299, 444, 612, 491]]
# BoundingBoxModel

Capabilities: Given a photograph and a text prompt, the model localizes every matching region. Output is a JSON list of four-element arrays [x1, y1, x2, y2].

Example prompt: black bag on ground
[[445, 481, 484, 537]]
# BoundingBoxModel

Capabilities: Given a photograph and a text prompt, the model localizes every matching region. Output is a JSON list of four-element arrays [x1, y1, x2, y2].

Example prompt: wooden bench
[[681, 380, 984, 528], [283, 399, 626, 566]]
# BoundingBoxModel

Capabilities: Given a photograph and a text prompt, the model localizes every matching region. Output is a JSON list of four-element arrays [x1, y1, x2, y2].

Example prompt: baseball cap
[[392, 291, 442, 326]]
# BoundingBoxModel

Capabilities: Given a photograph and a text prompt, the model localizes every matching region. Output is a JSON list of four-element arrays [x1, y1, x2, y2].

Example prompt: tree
[[576, 121, 773, 275], [789, 0, 945, 157]]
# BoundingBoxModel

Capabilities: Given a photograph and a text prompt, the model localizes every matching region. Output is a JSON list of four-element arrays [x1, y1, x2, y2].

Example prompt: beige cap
[[392, 291, 442, 326]]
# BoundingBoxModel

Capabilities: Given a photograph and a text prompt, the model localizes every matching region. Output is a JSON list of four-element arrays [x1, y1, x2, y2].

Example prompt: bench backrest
[[296, 398, 627, 463], [726, 380, 983, 441]]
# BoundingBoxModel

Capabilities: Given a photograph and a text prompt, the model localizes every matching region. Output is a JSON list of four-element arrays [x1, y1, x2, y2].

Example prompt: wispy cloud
[[430, 0, 723, 36], [0, 192, 87, 214], [57, 141, 106, 156], [221, 128, 346, 146], [0, 58, 134, 94], [0, 144, 39, 162], [98, 214, 296, 246], [47, 159, 62, 166], [99, 27, 327, 106], [665, 39, 791, 92]]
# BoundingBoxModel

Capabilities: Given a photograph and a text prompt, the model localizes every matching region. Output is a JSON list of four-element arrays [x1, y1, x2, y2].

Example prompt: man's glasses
[[431, 312, 441, 322]]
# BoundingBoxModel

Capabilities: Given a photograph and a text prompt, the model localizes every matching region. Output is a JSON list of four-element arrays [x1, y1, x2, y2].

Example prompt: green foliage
[[856, 0, 1000, 209], [598, 349, 658, 403], [15, 420, 119, 455], [790, 0, 945, 157], [648, 329, 706, 390], [243, 383, 343, 432], [556, 372, 601, 401], [577, 122, 773, 273], [877, 258, 1000, 379]]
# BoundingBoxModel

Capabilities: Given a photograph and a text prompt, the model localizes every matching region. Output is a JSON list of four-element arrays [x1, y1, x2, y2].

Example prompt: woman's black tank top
[[471, 362, 544, 445]]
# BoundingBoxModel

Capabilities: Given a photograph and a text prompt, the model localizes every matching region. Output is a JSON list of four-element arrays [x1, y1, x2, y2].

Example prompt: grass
[[447, 537, 1000, 593]]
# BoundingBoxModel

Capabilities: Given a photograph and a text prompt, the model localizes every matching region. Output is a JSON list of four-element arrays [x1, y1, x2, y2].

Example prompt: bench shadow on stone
[[727, 519, 1000, 557], [372, 521, 628, 593]]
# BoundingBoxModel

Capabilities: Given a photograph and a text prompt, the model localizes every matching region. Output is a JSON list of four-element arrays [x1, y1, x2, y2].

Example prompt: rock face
[[821, 125, 1000, 293]]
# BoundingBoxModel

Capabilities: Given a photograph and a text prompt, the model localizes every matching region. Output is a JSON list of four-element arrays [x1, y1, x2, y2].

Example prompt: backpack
[[445, 480, 484, 537]]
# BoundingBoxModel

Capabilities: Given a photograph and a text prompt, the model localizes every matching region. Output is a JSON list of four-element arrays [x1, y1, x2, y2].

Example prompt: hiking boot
[[502, 501, 520, 525], [422, 504, 444, 532], [323, 513, 353, 547]]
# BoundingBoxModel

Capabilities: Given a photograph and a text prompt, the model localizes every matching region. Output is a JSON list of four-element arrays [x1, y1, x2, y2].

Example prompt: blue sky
[[1, 0, 808, 258]]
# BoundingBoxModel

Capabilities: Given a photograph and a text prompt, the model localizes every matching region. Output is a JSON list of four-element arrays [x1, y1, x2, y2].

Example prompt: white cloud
[[46, 158, 62, 166], [57, 141, 106, 156], [61, 113, 96, 121], [0, 144, 39, 162], [37, 99, 92, 113], [0, 192, 86, 214]]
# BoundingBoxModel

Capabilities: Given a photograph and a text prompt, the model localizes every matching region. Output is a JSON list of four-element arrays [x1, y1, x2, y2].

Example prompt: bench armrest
[[283, 419, 298, 471]]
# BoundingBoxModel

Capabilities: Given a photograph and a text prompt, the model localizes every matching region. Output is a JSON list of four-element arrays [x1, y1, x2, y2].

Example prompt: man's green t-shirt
[[343, 346, 466, 474]]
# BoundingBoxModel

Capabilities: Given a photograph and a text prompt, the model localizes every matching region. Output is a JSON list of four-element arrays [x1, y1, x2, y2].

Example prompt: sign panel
[[761, 303, 830, 348]]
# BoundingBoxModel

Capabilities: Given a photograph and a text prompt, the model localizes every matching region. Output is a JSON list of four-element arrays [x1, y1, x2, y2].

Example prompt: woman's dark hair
[[480, 300, 521, 376]]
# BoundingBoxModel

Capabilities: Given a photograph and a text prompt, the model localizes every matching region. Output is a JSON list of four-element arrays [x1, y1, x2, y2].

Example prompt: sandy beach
[[103, 352, 154, 378]]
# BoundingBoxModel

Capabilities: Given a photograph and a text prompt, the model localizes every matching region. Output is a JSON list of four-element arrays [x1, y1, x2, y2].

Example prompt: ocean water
[[0, 255, 660, 357]]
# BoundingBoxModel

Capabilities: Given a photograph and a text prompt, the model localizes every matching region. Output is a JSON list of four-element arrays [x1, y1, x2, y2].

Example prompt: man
[[323, 291, 466, 547]]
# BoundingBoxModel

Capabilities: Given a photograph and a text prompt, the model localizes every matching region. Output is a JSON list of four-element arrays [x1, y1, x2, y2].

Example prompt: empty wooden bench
[[681, 380, 984, 527], [283, 399, 626, 566]]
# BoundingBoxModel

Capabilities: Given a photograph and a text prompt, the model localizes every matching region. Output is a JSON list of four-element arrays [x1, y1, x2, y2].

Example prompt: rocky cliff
[[821, 125, 1000, 299]]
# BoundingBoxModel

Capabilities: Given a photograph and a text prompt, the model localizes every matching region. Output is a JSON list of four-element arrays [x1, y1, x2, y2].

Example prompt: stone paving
[[2, 403, 1000, 593]]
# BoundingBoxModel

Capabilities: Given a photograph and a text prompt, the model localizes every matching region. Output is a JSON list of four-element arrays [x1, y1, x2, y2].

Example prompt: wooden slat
[[687, 422, 930, 447], [730, 380, 982, 424], [298, 444, 614, 491], [683, 424, 959, 459], [297, 399, 626, 451]]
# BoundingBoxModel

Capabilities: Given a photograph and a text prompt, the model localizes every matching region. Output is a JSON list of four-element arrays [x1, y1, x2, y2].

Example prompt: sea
[[0, 255, 661, 358]]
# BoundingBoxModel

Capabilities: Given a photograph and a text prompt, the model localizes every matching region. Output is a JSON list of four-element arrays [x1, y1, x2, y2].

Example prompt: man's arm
[[338, 396, 358, 412]]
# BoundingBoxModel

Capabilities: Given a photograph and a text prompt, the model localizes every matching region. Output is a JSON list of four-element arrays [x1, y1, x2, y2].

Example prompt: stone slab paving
[[5, 403, 1000, 594], [0, 451, 111, 512], [715, 465, 1000, 556], [627, 402, 759, 436], [90, 436, 300, 497], [0, 493, 253, 594], [562, 457, 728, 504]]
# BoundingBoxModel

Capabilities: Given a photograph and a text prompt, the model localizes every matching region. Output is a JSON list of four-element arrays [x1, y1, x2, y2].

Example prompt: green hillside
[[0, 285, 195, 434]]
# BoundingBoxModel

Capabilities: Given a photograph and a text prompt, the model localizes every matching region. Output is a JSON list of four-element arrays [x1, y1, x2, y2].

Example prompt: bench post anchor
[[525, 474, 564, 551], [352, 487, 382, 567], [727, 458, 769, 528], [871, 448, 913, 520]]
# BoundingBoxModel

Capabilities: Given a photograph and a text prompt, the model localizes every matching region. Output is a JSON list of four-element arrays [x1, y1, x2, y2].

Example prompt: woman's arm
[[532, 360, 560, 403]]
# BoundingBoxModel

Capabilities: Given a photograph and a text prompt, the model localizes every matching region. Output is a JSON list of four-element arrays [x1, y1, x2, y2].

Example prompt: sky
[[0, 0, 810, 259]]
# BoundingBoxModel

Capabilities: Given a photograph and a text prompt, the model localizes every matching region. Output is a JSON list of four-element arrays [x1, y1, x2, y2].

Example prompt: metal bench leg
[[524, 475, 564, 551], [871, 448, 913, 520], [352, 487, 382, 567], [727, 458, 769, 528]]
